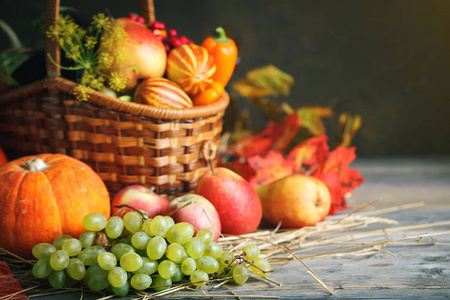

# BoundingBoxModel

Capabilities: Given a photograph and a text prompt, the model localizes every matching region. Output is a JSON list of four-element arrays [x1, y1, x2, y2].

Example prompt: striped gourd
[[166, 44, 216, 96], [134, 78, 193, 108]]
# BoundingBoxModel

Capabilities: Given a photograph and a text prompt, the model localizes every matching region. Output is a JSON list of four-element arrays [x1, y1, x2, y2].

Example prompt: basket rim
[[0, 77, 229, 120]]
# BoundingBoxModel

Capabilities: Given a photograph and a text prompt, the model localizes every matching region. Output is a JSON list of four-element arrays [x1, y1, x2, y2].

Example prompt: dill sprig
[[46, 13, 128, 101]]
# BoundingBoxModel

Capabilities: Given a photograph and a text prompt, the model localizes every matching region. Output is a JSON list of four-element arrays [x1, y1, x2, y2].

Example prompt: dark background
[[2, 0, 449, 157]]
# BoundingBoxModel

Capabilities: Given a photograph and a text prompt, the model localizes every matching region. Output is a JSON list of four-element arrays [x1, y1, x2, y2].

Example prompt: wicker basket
[[0, 0, 229, 198]]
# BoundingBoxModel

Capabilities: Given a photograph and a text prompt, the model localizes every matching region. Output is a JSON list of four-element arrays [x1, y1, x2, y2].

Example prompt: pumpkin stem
[[22, 157, 49, 172]]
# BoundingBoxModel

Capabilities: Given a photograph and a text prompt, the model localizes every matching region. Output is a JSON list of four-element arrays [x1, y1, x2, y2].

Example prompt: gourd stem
[[22, 158, 49, 172]]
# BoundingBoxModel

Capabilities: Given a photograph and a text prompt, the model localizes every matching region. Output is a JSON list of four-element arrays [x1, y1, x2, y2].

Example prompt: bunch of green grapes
[[31, 211, 272, 296]]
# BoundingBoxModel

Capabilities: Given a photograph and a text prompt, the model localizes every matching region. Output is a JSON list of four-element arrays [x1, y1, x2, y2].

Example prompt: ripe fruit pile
[[97, 14, 236, 108], [31, 211, 271, 296]]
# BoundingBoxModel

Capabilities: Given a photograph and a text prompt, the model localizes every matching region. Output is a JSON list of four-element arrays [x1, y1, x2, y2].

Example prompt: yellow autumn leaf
[[246, 65, 294, 96], [294, 106, 334, 136], [231, 79, 276, 99], [335, 113, 362, 148]]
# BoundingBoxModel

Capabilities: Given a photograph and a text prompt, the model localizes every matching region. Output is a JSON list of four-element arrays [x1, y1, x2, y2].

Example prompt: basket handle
[[45, 0, 155, 78]]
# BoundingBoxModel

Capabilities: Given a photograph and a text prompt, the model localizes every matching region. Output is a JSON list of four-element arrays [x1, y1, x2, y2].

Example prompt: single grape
[[62, 238, 82, 256], [196, 256, 219, 274], [146, 236, 167, 260], [190, 270, 209, 287], [142, 218, 152, 235], [243, 244, 260, 260], [131, 273, 152, 290], [185, 237, 205, 259], [82, 213, 108, 232], [171, 265, 184, 283], [106, 216, 125, 239], [250, 257, 271, 278], [166, 222, 194, 245], [111, 243, 136, 260], [79, 230, 96, 248], [88, 267, 110, 291], [149, 215, 167, 236], [66, 258, 86, 280], [133, 257, 158, 275], [52, 235, 73, 250], [181, 257, 196, 276], [50, 250, 70, 271], [164, 216, 175, 230], [152, 275, 172, 292], [131, 231, 151, 250], [48, 270, 66, 289], [196, 229, 214, 244], [108, 266, 128, 288], [32, 243, 56, 259], [123, 211, 143, 233], [84, 263, 101, 284], [64, 270, 77, 287], [120, 252, 143, 272], [97, 252, 117, 270], [111, 280, 130, 297], [119, 237, 132, 245], [165, 243, 185, 263], [77, 246, 106, 266], [204, 241, 223, 259], [158, 260, 176, 279], [32, 257, 52, 278], [232, 264, 250, 285], [220, 251, 235, 265]]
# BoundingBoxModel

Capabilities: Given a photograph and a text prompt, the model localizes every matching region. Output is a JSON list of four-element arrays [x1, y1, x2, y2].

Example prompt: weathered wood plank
[[350, 157, 450, 209], [220, 208, 450, 299]]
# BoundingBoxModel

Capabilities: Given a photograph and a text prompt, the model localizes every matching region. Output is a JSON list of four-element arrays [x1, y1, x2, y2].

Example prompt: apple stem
[[208, 159, 215, 175], [202, 140, 217, 175]]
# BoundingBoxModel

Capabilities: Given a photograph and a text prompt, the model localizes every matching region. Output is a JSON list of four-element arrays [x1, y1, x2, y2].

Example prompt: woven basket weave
[[0, 0, 229, 198]]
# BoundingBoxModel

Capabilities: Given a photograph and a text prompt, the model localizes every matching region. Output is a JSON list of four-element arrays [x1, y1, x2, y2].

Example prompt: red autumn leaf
[[247, 151, 295, 187], [315, 146, 364, 213], [322, 146, 356, 174], [287, 135, 329, 174], [315, 172, 342, 215], [271, 112, 303, 153], [219, 159, 256, 181], [222, 112, 302, 159]]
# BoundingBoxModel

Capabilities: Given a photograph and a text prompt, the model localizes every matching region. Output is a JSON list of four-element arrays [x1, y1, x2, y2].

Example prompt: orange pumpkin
[[166, 44, 216, 96], [0, 147, 7, 165], [0, 154, 110, 259]]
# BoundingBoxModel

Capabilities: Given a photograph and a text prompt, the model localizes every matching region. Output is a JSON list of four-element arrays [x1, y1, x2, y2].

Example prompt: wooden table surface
[[25, 157, 450, 299]]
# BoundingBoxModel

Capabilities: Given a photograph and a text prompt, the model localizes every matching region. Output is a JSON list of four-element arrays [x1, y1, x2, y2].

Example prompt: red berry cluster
[[128, 13, 145, 24], [149, 21, 194, 52]]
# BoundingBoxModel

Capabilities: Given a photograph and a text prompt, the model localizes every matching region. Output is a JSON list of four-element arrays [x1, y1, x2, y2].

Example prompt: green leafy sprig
[[46, 13, 128, 101]]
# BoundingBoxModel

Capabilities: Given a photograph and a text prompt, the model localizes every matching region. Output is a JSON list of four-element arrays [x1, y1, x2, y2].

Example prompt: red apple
[[163, 194, 221, 242], [111, 185, 169, 217], [102, 18, 167, 91], [195, 167, 262, 235], [255, 174, 331, 228]]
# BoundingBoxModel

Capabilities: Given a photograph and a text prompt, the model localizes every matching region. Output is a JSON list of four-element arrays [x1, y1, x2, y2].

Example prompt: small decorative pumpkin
[[0, 147, 7, 165], [134, 78, 193, 108], [0, 154, 110, 259], [166, 44, 216, 96]]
